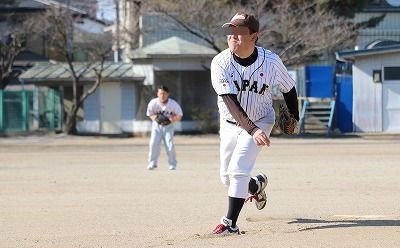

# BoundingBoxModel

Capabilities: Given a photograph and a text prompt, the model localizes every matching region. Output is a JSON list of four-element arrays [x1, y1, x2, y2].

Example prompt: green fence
[[0, 88, 62, 133], [37, 88, 63, 131]]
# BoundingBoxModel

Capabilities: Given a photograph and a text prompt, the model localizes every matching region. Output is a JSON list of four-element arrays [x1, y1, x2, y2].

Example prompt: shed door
[[382, 66, 400, 132], [100, 83, 121, 134]]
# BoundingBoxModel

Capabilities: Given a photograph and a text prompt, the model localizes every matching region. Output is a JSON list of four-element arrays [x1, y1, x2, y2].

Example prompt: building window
[[384, 67, 400, 80]]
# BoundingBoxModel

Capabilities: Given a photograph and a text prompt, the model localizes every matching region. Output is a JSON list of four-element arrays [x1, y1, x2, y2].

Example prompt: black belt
[[226, 120, 239, 126]]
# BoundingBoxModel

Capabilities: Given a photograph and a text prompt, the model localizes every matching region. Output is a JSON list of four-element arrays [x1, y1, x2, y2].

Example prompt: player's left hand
[[278, 104, 298, 135], [252, 129, 270, 147]]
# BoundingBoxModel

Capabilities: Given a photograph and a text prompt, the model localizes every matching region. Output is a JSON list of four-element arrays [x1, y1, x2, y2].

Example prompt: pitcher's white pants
[[219, 120, 274, 199]]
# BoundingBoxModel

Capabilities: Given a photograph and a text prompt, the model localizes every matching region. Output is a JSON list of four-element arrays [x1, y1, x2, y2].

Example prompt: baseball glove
[[278, 104, 298, 135], [155, 113, 171, 126]]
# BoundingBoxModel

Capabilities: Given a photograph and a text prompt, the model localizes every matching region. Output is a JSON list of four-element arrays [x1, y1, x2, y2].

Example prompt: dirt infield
[[1, 134, 400, 248]]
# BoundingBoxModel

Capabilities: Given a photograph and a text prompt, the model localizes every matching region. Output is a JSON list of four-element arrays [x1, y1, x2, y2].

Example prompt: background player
[[146, 85, 183, 170], [210, 12, 299, 234]]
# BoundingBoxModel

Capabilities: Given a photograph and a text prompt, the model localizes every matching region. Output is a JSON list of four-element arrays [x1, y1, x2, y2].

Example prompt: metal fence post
[[58, 86, 64, 131], [22, 90, 28, 131], [49, 89, 55, 130]]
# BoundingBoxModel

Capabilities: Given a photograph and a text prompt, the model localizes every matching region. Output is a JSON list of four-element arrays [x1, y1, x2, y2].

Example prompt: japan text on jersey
[[211, 47, 296, 122]]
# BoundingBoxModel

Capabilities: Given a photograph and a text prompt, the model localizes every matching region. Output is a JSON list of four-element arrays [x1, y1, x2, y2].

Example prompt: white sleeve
[[146, 100, 155, 116], [211, 57, 238, 95], [274, 56, 296, 93], [174, 101, 183, 116]]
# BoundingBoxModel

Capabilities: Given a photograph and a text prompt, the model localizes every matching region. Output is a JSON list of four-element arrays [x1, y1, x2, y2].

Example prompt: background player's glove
[[278, 104, 298, 135], [155, 113, 171, 126]]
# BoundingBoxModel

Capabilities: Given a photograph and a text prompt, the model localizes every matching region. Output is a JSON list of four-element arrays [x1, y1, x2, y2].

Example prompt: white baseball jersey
[[211, 47, 296, 123], [146, 98, 183, 118]]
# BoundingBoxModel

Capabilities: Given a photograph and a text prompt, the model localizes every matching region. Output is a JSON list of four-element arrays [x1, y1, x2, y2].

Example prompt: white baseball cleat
[[212, 216, 240, 235], [147, 164, 157, 170], [246, 173, 268, 210], [169, 165, 176, 170]]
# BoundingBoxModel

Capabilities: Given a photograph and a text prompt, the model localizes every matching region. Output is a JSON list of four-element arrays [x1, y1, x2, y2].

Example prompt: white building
[[355, 0, 400, 49], [337, 44, 400, 132]]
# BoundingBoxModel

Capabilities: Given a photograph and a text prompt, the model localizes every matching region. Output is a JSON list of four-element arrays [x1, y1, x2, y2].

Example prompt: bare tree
[[144, 0, 357, 66], [124, 0, 141, 51], [0, 12, 38, 89], [37, 7, 113, 134], [255, 0, 356, 66], [107, 0, 142, 61], [145, 0, 235, 52], [0, 33, 24, 89]]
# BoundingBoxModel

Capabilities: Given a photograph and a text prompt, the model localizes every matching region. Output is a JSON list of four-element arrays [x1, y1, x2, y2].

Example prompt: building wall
[[78, 81, 140, 134], [355, 12, 400, 48], [77, 64, 217, 134], [153, 70, 216, 121], [140, 13, 209, 47], [352, 52, 400, 132]]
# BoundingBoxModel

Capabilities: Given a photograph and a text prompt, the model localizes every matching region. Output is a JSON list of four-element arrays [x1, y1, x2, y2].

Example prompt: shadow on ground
[[288, 218, 400, 231]]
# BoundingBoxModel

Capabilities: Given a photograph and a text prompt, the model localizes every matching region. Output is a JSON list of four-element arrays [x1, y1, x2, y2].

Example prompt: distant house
[[71, 36, 217, 135], [2, 2, 221, 135], [140, 12, 210, 47], [19, 61, 144, 134], [0, 0, 113, 133], [129, 36, 217, 133], [0, 0, 89, 65], [129, 13, 219, 134], [0, 0, 108, 83], [99, 10, 220, 135], [336, 43, 400, 133], [331, 0, 400, 133], [354, 0, 400, 49]]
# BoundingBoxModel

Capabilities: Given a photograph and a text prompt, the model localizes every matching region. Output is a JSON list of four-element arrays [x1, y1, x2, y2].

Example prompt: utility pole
[[130, 0, 141, 50], [114, 0, 121, 62], [66, 0, 73, 62]]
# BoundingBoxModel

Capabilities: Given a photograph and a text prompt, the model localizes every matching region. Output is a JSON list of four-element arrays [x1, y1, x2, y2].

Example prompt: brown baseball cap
[[222, 12, 259, 34]]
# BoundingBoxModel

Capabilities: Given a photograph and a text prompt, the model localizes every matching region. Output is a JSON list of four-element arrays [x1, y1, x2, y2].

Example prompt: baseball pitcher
[[210, 12, 299, 234]]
